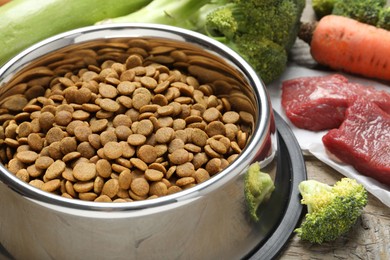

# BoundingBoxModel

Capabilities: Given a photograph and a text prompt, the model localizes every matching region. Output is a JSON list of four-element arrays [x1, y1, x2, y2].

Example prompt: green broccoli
[[312, 0, 336, 18], [332, 0, 386, 25], [295, 178, 368, 244], [377, 7, 390, 30], [244, 162, 275, 222], [311, 0, 390, 28], [99, 0, 306, 84]]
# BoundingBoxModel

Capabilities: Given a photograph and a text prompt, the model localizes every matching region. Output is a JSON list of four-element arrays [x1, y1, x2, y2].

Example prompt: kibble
[[79, 192, 97, 201], [100, 130, 117, 146], [103, 141, 123, 160], [101, 178, 119, 198], [155, 127, 175, 143], [16, 169, 29, 182], [169, 148, 190, 165], [137, 145, 157, 164], [176, 162, 195, 177], [167, 185, 182, 195], [27, 164, 42, 178], [90, 119, 109, 133], [45, 160, 66, 180], [55, 110, 73, 126], [16, 150, 39, 164], [99, 83, 118, 98], [46, 127, 65, 144], [94, 176, 105, 194], [145, 169, 164, 181], [135, 119, 153, 136], [208, 139, 228, 155], [27, 133, 43, 152], [222, 111, 240, 124], [149, 181, 168, 196], [130, 158, 148, 171], [118, 169, 132, 189], [127, 134, 146, 146], [99, 98, 120, 112], [29, 179, 45, 189], [63, 151, 81, 163], [176, 177, 195, 187], [131, 178, 149, 197], [17, 122, 32, 137], [72, 110, 90, 121], [203, 107, 221, 122], [0, 38, 253, 203], [39, 112, 55, 131], [35, 156, 54, 170], [73, 181, 94, 193], [73, 162, 96, 181], [74, 125, 92, 142]]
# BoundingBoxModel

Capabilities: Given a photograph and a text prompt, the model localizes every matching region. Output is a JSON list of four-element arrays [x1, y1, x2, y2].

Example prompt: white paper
[[268, 64, 390, 208]]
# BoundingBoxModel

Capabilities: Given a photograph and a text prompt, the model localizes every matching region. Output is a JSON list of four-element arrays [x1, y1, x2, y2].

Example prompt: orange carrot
[[299, 15, 390, 81], [0, 0, 11, 6]]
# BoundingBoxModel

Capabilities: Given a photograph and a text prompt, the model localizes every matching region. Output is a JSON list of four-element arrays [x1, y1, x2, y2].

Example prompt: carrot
[[299, 15, 390, 81], [0, 0, 11, 6]]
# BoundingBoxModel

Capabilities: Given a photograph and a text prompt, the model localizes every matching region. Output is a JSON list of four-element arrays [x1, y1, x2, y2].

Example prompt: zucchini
[[0, 0, 152, 65]]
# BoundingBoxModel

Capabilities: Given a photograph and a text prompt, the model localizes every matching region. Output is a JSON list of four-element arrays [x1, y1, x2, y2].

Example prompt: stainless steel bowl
[[0, 23, 277, 259]]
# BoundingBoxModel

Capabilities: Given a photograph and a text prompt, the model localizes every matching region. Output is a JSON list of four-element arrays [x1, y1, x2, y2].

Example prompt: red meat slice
[[322, 100, 390, 187], [281, 74, 390, 131]]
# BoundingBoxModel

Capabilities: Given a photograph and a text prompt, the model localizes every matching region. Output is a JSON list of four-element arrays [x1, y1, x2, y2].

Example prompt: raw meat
[[322, 100, 390, 187], [281, 74, 390, 131]]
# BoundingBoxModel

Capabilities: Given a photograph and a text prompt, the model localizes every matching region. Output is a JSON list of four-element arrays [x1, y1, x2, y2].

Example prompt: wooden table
[[277, 1, 390, 259]]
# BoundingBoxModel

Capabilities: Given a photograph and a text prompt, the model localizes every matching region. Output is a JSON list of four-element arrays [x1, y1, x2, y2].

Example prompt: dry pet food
[[0, 38, 255, 202]]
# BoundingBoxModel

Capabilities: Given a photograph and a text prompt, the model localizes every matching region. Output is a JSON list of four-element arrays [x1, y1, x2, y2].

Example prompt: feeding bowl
[[0, 24, 302, 260]]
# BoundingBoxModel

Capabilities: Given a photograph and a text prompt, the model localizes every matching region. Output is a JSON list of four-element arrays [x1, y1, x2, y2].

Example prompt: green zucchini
[[0, 0, 152, 65]]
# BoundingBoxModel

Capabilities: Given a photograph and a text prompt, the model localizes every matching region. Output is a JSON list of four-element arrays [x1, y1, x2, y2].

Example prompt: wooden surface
[[277, 1, 390, 259]]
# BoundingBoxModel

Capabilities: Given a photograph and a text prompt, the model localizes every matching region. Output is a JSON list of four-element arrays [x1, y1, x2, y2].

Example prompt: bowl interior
[[0, 24, 270, 211]]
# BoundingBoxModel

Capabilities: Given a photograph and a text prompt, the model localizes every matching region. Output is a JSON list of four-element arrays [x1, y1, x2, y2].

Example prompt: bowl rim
[[0, 23, 272, 212]]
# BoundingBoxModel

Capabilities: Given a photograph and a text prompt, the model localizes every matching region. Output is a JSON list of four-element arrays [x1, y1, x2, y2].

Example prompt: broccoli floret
[[99, 0, 306, 84], [295, 178, 368, 244], [332, 0, 386, 25], [200, 0, 305, 83], [201, 3, 289, 83], [231, 37, 288, 85], [201, 3, 238, 39], [312, 0, 336, 18], [244, 162, 275, 222], [312, 0, 388, 26], [377, 7, 390, 30]]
